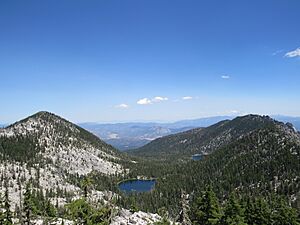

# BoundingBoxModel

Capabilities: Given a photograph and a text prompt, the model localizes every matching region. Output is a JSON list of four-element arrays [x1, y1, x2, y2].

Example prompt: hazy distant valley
[[79, 115, 300, 151], [79, 116, 233, 150]]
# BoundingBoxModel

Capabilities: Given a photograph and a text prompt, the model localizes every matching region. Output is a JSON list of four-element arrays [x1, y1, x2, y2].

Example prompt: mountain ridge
[[128, 114, 299, 160]]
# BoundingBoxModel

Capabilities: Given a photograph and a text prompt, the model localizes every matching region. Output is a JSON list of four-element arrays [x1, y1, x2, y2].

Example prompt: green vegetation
[[0, 185, 13, 225], [0, 135, 41, 163], [0, 112, 299, 224], [65, 198, 112, 225], [128, 115, 276, 160], [3, 179, 114, 224], [116, 116, 300, 217], [1, 178, 298, 224], [190, 186, 300, 225]]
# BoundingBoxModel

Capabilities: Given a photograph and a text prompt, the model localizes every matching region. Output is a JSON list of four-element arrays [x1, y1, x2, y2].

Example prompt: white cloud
[[285, 48, 300, 58], [182, 96, 193, 100], [115, 103, 129, 109], [137, 96, 168, 105], [221, 75, 230, 79], [137, 98, 152, 105], [152, 96, 168, 102]]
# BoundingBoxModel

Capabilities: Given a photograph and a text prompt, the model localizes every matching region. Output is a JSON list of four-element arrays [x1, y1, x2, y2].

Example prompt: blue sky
[[0, 0, 300, 123]]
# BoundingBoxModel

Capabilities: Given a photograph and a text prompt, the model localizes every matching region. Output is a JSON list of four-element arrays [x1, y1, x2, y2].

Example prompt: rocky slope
[[0, 111, 123, 175], [0, 111, 172, 224], [0, 111, 125, 209]]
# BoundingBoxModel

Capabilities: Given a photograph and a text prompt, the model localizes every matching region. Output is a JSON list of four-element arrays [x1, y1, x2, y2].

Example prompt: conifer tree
[[23, 183, 33, 225], [245, 197, 271, 225], [44, 199, 56, 218], [220, 193, 246, 225], [0, 192, 5, 224], [191, 186, 221, 225], [4, 187, 13, 225], [271, 197, 300, 225], [81, 176, 92, 198], [177, 190, 191, 225]]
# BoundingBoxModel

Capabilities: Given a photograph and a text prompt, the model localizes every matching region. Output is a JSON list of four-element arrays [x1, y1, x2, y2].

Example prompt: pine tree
[[220, 193, 246, 225], [66, 198, 91, 225], [0, 192, 5, 224], [81, 176, 92, 198], [191, 186, 221, 225], [271, 197, 300, 225], [245, 197, 271, 225], [44, 199, 56, 218], [4, 187, 13, 225], [177, 190, 191, 225], [23, 183, 33, 225]]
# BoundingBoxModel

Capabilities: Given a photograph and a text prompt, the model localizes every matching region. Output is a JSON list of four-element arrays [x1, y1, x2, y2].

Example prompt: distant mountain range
[[79, 122, 192, 150], [79, 115, 300, 150]]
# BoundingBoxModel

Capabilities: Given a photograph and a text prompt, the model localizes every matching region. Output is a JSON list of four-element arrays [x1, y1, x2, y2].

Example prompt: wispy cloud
[[230, 110, 240, 114], [272, 49, 284, 56], [115, 103, 129, 109], [221, 75, 230, 79], [137, 96, 168, 105], [285, 48, 300, 58], [182, 96, 193, 100]]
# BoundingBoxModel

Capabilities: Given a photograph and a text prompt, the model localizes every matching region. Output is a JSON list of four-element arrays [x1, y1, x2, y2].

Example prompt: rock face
[[0, 111, 124, 209], [24, 209, 165, 225], [0, 111, 122, 175], [111, 209, 162, 225]]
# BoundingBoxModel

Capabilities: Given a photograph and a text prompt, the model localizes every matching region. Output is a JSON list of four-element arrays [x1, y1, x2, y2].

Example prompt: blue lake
[[192, 154, 202, 161], [119, 179, 156, 193]]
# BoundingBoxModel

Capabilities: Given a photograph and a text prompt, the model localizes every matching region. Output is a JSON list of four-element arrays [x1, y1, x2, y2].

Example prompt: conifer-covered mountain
[[0, 111, 126, 212], [124, 115, 300, 216], [0, 111, 123, 175], [129, 115, 300, 160], [0, 111, 175, 224]]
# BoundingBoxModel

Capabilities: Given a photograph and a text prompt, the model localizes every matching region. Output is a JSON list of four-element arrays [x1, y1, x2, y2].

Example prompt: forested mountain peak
[[0, 112, 173, 224], [125, 115, 300, 220], [0, 111, 123, 173], [0, 112, 126, 211], [1, 111, 120, 156], [129, 114, 299, 160]]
